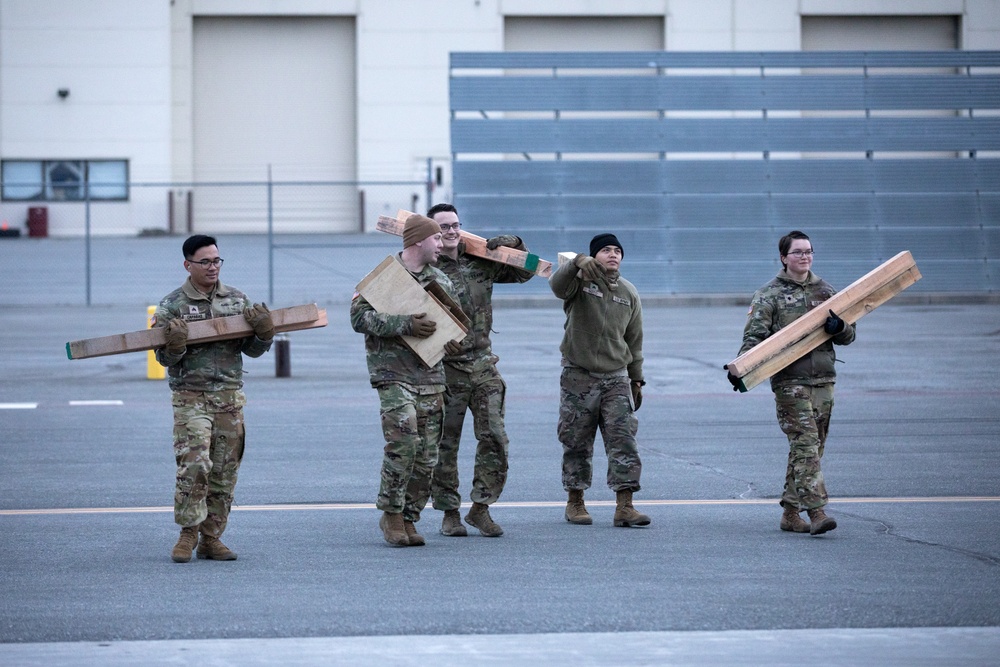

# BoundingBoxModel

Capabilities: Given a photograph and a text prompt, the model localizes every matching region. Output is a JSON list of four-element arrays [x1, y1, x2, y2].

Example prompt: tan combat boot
[[613, 489, 651, 527], [440, 509, 468, 537], [780, 505, 811, 533], [565, 489, 593, 525], [465, 502, 503, 537], [197, 532, 238, 560], [170, 526, 199, 563], [379, 511, 409, 547], [403, 520, 425, 547], [807, 508, 837, 536]]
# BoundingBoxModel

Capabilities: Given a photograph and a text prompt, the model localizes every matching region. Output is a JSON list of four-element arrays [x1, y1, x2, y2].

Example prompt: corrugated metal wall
[[450, 51, 1000, 294]]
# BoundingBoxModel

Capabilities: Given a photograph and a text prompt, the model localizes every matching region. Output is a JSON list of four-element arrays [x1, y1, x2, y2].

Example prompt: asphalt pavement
[[1, 234, 999, 665]]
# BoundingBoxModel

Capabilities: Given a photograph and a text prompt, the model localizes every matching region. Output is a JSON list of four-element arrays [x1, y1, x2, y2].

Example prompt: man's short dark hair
[[427, 203, 457, 219], [183, 234, 217, 259]]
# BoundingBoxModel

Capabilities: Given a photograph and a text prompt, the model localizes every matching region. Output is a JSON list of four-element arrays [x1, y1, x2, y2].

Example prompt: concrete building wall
[[1, 0, 998, 235]]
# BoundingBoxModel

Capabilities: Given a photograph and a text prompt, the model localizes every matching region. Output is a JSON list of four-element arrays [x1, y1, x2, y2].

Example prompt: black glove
[[165, 318, 188, 355], [444, 340, 463, 356], [573, 254, 606, 283], [486, 235, 521, 250], [244, 302, 275, 341], [824, 309, 846, 335], [630, 380, 644, 411], [410, 313, 437, 339], [727, 372, 742, 392]]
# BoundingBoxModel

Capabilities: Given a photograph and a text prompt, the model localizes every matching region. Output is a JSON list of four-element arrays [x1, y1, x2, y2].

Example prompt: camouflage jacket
[[438, 241, 533, 373], [739, 270, 856, 390], [153, 278, 271, 392], [350, 255, 457, 391], [549, 257, 644, 381]]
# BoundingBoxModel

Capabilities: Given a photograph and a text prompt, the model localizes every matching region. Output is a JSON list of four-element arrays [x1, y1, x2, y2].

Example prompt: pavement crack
[[845, 511, 1000, 567], [642, 446, 762, 499]]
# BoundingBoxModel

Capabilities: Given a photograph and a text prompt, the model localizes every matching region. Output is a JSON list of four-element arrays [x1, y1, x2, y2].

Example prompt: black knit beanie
[[590, 233, 623, 258]]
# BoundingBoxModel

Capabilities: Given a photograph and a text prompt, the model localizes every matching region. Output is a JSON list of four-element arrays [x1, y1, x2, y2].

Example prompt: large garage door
[[193, 17, 356, 233], [504, 16, 664, 52], [802, 15, 958, 51]]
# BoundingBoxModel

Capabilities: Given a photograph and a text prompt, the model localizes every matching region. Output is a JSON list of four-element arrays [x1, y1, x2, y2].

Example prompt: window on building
[[1, 160, 129, 201]]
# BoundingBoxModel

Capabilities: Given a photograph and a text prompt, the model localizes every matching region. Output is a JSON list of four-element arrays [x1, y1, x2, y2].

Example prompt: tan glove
[[410, 313, 437, 339], [165, 318, 188, 355], [486, 234, 521, 250], [444, 340, 464, 356], [244, 303, 275, 341], [574, 254, 606, 283], [630, 380, 644, 411]]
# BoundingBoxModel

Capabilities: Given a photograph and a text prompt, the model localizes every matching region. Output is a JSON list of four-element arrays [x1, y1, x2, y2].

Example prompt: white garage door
[[193, 16, 357, 233], [802, 15, 958, 51], [504, 16, 664, 52]]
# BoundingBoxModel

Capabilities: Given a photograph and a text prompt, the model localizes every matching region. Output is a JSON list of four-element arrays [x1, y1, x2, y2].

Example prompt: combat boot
[[565, 489, 593, 525], [807, 508, 837, 536], [780, 505, 810, 533], [465, 502, 503, 537], [403, 520, 425, 546], [170, 526, 199, 563], [613, 489, 651, 527], [197, 533, 237, 560], [379, 511, 409, 547], [440, 509, 468, 537]]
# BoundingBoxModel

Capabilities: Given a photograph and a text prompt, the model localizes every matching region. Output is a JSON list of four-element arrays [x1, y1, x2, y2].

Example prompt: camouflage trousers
[[375, 383, 444, 522], [558, 365, 641, 492], [774, 383, 834, 511], [432, 363, 509, 511], [171, 389, 246, 536]]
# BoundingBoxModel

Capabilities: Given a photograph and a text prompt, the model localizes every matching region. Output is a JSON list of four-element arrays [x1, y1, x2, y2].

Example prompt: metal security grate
[[450, 51, 1000, 294]]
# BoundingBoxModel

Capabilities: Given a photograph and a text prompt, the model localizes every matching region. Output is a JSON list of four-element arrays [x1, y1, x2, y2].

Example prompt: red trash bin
[[27, 207, 48, 237]]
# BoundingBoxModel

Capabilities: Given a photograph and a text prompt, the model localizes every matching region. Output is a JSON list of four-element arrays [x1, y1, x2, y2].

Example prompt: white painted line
[[2, 496, 998, 517], [69, 400, 124, 406], [0, 403, 38, 409]]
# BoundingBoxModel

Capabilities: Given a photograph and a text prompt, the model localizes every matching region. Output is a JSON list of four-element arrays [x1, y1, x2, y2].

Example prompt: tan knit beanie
[[403, 214, 441, 248]]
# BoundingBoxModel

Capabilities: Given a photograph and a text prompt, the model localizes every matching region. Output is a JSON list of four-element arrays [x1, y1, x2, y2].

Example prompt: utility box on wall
[[27, 207, 48, 237]]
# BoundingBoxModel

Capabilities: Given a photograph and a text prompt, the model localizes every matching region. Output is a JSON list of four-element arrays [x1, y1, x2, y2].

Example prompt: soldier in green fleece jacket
[[549, 233, 650, 528]]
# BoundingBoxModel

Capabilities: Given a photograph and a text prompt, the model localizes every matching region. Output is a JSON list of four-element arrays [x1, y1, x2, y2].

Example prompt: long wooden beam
[[725, 251, 921, 392], [67, 304, 328, 360], [376, 209, 553, 278]]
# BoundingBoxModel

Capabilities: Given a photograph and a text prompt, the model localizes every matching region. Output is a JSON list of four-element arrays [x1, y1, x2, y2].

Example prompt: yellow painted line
[[2, 496, 999, 517]]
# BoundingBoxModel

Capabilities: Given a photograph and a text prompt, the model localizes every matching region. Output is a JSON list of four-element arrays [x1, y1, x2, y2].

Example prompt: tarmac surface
[[1, 234, 999, 665]]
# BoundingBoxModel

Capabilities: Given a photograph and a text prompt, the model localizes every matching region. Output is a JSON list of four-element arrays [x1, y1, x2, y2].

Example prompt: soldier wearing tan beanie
[[403, 214, 441, 249]]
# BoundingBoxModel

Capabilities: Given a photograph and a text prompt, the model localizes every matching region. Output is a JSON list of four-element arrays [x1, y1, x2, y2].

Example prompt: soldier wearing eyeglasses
[[153, 234, 274, 563], [731, 230, 855, 536]]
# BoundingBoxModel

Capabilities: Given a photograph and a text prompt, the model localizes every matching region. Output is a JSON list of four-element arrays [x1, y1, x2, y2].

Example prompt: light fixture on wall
[[57, 88, 70, 99]]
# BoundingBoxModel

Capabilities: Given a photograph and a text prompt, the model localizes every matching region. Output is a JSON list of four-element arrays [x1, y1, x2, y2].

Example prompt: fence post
[[85, 176, 92, 306], [267, 164, 274, 305]]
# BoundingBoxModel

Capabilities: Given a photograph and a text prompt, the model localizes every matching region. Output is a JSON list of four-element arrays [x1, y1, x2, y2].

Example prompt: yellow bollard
[[147, 305, 166, 380]]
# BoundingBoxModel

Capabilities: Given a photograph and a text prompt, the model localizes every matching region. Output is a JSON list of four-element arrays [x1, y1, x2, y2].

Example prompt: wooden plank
[[725, 251, 921, 392], [355, 255, 469, 368], [67, 304, 327, 360], [376, 209, 553, 278]]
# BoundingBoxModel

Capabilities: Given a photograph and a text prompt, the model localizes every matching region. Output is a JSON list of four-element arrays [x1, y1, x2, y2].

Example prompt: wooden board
[[67, 304, 328, 360], [725, 251, 921, 392], [376, 209, 553, 278], [355, 255, 469, 368]]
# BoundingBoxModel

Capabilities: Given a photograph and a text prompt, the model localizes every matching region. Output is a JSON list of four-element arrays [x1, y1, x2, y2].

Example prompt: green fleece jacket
[[549, 257, 643, 381]]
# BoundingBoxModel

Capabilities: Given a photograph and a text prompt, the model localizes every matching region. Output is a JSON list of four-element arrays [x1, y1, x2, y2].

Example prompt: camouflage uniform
[[350, 255, 457, 522], [154, 278, 271, 535], [740, 270, 856, 511], [432, 244, 533, 510], [549, 259, 644, 492]]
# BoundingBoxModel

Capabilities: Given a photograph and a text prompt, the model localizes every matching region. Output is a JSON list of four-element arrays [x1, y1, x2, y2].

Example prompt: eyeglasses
[[438, 223, 461, 231], [786, 250, 814, 258], [189, 258, 224, 268]]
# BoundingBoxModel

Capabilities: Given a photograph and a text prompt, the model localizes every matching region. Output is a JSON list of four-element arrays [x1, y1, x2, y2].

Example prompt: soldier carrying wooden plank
[[153, 234, 275, 563], [350, 214, 463, 547], [729, 230, 856, 537]]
